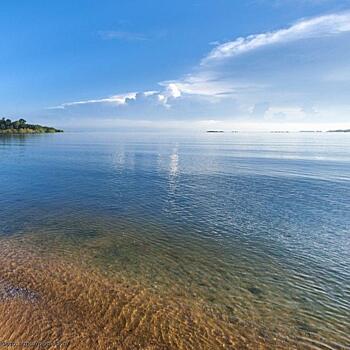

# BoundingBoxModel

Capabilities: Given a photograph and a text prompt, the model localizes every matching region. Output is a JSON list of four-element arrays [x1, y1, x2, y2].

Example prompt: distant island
[[327, 129, 350, 133], [0, 118, 63, 134], [206, 130, 240, 133], [299, 130, 323, 133]]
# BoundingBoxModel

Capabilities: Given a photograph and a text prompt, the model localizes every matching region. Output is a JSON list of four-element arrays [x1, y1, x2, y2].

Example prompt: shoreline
[[0, 130, 63, 135]]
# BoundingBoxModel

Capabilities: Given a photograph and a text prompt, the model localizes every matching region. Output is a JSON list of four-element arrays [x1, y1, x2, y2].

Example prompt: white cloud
[[202, 12, 350, 64], [166, 83, 182, 98], [50, 11, 350, 128], [49, 92, 137, 110], [161, 72, 237, 98], [159, 11, 350, 101]]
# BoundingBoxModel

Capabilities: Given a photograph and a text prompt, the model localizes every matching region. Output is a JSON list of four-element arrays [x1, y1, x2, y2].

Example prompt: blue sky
[[1, 0, 350, 130]]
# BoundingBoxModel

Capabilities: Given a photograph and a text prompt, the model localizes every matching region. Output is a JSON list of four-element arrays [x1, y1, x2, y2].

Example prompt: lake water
[[0, 132, 349, 349]]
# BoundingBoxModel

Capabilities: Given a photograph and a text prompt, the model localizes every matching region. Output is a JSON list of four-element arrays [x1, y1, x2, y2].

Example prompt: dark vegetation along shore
[[327, 129, 350, 132], [0, 118, 63, 134]]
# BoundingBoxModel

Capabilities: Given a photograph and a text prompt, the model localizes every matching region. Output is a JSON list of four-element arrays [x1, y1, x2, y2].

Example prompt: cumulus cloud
[[161, 72, 238, 98]]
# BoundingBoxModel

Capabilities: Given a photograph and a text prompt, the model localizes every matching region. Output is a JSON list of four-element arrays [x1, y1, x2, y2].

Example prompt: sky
[[1, 0, 350, 131]]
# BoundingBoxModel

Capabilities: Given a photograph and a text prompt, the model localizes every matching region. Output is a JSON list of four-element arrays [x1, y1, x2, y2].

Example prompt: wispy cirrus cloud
[[161, 11, 350, 102], [48, 92, 137, 110], [202, 12, 350, 64], [98, 30, 148, 41]]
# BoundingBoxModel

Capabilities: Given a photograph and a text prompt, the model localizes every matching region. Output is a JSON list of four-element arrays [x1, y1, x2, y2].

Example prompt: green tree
[[5, 119, 12, 128], [18, 118, 26, 127]]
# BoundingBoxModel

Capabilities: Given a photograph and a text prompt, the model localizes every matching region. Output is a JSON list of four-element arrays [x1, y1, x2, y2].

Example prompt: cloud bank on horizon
[[50, 11, 350, 130]]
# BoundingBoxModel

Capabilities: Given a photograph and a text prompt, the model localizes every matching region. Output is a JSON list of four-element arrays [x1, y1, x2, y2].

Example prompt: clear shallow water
[[0, 132, 349, 349]]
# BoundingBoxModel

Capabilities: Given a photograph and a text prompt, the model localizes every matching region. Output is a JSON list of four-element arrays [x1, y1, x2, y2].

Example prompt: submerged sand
[[0, 235, 297, 350]]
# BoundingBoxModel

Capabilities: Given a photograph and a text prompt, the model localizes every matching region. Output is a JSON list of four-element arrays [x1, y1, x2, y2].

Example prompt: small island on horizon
[[327, 129, 350, 133], [0, 118, 63, 134]]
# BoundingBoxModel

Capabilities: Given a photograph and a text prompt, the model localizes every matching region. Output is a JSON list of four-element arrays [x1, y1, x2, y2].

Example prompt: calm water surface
[[0, 132, 349, 349]]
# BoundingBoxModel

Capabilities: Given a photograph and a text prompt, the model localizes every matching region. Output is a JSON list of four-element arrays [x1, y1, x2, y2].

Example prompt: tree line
[[0, 118, 62, 134]]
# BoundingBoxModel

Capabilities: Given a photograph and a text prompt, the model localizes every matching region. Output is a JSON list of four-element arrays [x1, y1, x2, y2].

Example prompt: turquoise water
[[0, 132, 349, 349]]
